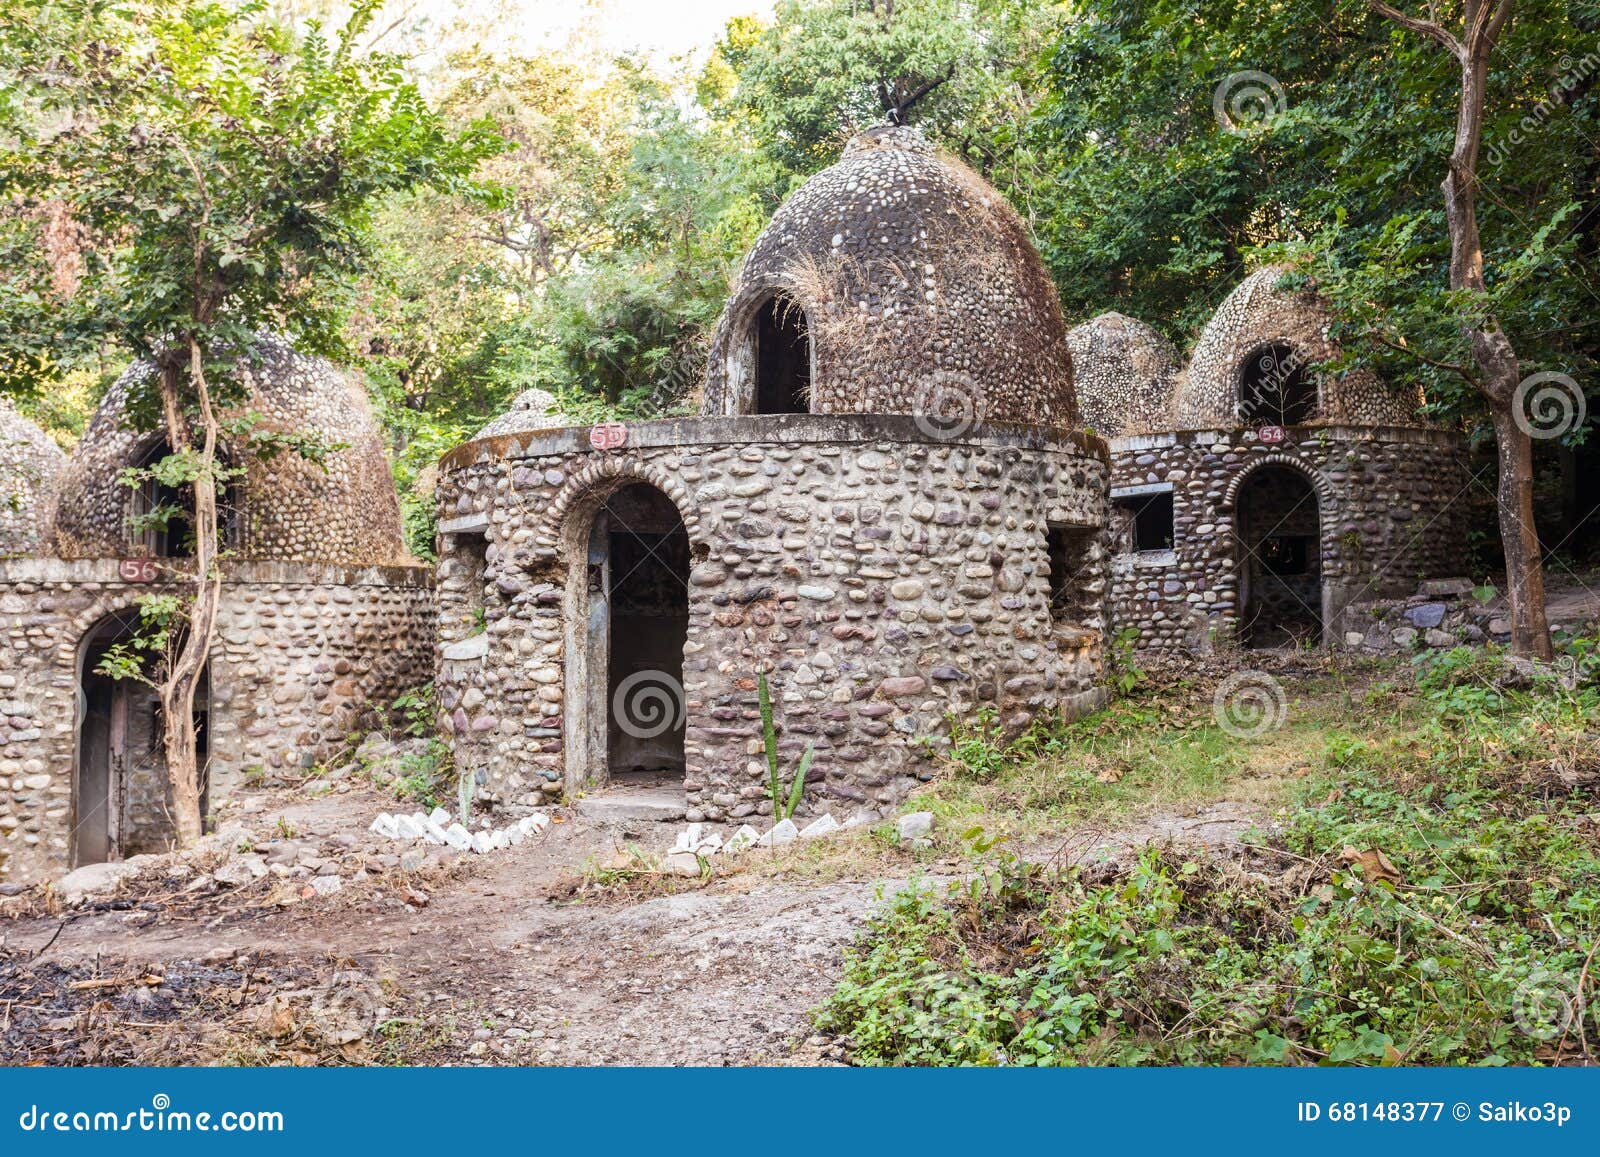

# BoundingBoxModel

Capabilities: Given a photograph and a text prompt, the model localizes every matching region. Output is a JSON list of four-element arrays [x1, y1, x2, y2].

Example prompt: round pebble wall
[[435, 415, 1110, 820]]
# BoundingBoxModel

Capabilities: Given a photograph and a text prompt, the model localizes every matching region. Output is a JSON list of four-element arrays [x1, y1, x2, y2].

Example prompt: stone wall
[[1174, 267, 1422, 429], [0, 559, 433, 883], [435, 414, 1109, 821], [1106, 426, 1472, 650], [0, 401, 67, 559]]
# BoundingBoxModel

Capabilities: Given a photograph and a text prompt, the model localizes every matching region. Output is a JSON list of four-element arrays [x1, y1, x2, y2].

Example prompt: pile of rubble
[[45, 817, 441, 909], [369, 807, 550, 856]]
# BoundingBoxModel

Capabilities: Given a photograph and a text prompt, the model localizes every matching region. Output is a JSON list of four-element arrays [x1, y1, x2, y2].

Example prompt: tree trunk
[[1491, 406, 1553, 658], [155, 339, 225, 845]]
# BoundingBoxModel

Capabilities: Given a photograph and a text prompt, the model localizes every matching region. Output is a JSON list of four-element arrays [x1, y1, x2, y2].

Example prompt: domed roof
[[1175, 266, 1420, 428], [0, 398, 67, 557], [701, 125, 1077, 428], [54, 336, 409, 565], [1067, 312, 1178, 438], [474, 388, 568, 440]]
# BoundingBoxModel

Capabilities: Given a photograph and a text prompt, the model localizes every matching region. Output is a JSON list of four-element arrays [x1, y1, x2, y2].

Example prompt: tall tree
[[1365, 0, 1551, 656], [0, 0, 496, 841]]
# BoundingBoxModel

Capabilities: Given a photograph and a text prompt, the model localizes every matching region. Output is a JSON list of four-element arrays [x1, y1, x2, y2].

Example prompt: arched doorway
[[751, 295, 811, 415], [1236, 466, 1322, 648], [571, 482, 690, 790], [1238, 342, 1316, 426], [74, 610, 208, 866]]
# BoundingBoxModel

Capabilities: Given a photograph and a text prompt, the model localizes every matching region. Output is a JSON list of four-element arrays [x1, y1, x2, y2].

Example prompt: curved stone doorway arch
[[1234, 464, 1324, 648], [74, 608, 209, 866], [563, 479, 691, 795]]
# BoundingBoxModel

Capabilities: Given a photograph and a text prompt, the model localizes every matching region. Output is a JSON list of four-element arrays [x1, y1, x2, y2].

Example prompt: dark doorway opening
[[75, 610, 209, 866], [586, 483, 690, 786], [752, 296, 811, 415], [1237, 466, 1322, 648], [1238, 342, 1316, 427]]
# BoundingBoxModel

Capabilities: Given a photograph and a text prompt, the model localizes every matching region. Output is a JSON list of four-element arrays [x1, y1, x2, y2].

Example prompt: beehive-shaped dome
[[1067, 313, 1179, 438], [1174, 266, 1421, 429], [474, 388, 569, 440], [701, 126, 1077, 428], [53, 336, 408, 565], [0, 398, 67, 557]]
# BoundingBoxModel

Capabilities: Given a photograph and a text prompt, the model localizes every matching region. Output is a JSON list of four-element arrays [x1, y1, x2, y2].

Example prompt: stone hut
[[1074, 267, 1470, 652], [436, 126, 1109, 823], [0, 399, 66, 559], [0, 337, 433, 884]]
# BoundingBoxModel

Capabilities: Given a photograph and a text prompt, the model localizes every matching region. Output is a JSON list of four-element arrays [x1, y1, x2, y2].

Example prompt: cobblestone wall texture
[[53, 336, 409, 565], [701, 127, 1078, 428], [1174, 267, 1422, 428], [435, 415, 1109, 820], [0, 560, 433, 883], [1066, 312, 1180, 438], [1105, 426, 1472, 650], [0, 401, 67, 558]]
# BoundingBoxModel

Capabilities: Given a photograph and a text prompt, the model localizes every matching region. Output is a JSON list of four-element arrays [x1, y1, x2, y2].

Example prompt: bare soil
[[0, 778, 1261, 1066]]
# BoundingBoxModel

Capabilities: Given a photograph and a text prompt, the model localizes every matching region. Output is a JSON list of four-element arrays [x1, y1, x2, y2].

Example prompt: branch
[[1368, 332, 1482, 387], [1367, 0, 1466, 59]]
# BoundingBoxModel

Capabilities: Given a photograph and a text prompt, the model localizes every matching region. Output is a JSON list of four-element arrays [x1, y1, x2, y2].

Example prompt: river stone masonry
[[0, 559, 433, 884], [1104, 426, 1473, 649], [435, 415, 1109, 819], [1, 338, 434, 884]]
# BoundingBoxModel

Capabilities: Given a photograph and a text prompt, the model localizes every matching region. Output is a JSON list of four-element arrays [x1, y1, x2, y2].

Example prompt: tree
[[0, 0, 496, 842], [1363, 0, 1550, 657], [712, 0, 1062, 186], [1029, 1, 1593, 651]]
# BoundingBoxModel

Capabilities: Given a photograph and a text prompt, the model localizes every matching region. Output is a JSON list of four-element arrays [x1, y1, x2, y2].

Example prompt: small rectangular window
[[1112, 490, 1174, 554], [449, 530, 489, 636], [1046, 523, 1096, 624]]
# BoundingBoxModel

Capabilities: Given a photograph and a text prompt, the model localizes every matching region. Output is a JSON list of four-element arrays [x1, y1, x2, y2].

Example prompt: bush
[[817, 676, 1600, 1066]]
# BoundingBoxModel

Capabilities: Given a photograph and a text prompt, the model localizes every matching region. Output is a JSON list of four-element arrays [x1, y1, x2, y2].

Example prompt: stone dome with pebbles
[[1174, 266, 1421, 429], [0, 398, 67, 557], [473, 388, 569, 441], [53, 335, 409, 564], [1067, 312, 1180, 438], [700, 125, 1078, 427]]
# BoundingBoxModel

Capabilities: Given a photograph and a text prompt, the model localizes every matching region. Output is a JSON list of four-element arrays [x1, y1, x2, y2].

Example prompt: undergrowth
[[817, 647, 1600, 1066]]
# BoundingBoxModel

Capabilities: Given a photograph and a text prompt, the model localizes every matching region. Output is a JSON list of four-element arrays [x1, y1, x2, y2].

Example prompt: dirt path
[[0, 778, 1262, 1066]]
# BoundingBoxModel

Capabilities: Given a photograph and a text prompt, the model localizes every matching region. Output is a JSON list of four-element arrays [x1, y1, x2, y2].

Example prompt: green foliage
[[713, 0, 1058, 182], [95, 594, 183, 686], [758, 672, 813, 822], [1108, 626, 1146, 695], [1031, 0, 1595, 436], [819, 667, 1600, 1065]]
